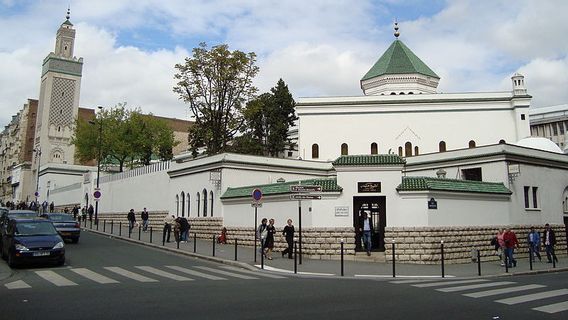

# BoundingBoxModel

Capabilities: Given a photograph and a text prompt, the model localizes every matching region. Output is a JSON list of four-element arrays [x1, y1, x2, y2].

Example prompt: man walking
[[503, 228, 518, 268], [127, 209, 136, 233], [281, 219, 295, 259], [543, 223, 558, 263], [141, 208, 149, 232], [163, 214, 174, 243], [359, 211, 373, 256]]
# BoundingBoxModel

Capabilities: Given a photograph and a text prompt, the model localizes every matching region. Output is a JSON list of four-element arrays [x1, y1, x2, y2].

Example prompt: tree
[[232, 79, 297, 157], [72, 103, 177, 172], [173, 42, 259, 156]]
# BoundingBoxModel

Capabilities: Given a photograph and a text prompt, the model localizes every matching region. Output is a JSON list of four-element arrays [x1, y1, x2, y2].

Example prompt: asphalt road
[[1, 231, 567, 319]]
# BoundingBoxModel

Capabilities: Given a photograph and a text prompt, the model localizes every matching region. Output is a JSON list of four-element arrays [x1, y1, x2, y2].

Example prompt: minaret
[[511, 73, 527, 96], [34, 8, 83, 168]]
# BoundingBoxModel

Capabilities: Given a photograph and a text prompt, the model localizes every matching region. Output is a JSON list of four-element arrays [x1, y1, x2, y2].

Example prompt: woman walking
[[264, 218, 276, 260]]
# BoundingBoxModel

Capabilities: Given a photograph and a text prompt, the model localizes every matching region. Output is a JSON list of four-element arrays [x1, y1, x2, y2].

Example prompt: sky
[[1, 0, 568, 126]]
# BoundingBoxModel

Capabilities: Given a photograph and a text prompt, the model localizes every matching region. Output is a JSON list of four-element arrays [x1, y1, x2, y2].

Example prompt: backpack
[[490, 237, 497, 246]]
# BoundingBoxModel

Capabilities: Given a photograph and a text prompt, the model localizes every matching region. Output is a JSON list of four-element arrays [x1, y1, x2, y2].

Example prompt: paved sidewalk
[[81, 223, 568, 279]]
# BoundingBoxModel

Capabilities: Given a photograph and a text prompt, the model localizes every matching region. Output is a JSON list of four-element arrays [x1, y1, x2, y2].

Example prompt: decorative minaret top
[[66, 7, 70, 21], [511, 73, 528, 96], [394, 21, 400, 38], [55, 7, 76, 59]]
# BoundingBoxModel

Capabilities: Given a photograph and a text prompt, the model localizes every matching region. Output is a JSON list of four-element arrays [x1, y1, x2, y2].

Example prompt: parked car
[[42, 213, 80, 243], [1, 218, 65, 268], [1, 210, 38, 247]]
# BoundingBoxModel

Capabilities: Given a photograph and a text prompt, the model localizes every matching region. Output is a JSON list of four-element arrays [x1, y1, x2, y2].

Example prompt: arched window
[[203, 189, 208, 217], [371, 142, 378, 155], [499, 139, 506, 144], [175, 195, 179, 216], [414, 146, 419, 156], [311, 144, 319, 159], [405, 142, 412, 157], [439, 141, 446, 152], [341, 143, 348, 155], [180, 192, 185, 217], [210, 191, 214, 217], [398, 146, 403, 156], [186, 193, 191, 217], [196, 192, 200, 217], [469, 140, 476, 148]]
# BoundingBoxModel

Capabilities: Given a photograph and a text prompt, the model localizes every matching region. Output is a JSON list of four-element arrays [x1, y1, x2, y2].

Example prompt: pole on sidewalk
[[529, 246, 533, 271], [110, 220, 113, 234], [138, 225, 141, 240], [103, 220, 106, 233], [177, 239, 180, 249], [392, 239, 396, 278], [261, 242, 265, 270], [119, 222, 122, 237], [254, 206, 258, 263], [90, 219, 93, 229], [213, 234, 216, 257], [298, 200, 302, 265], [340, 239, 344, 277], [441, 240, 445, 278], [150, 227, 153, 243], [194, 233, 197, 253], [294, 241, 297, 274], [234, 238, 238, 261], [477, 249, 481, 276], [553, 254, 556, 268], [505, 254, 509, 273]]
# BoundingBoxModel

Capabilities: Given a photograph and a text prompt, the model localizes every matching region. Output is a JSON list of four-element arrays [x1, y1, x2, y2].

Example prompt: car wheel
[[7, 252, 18, 268], [56, 257, 65, 267]]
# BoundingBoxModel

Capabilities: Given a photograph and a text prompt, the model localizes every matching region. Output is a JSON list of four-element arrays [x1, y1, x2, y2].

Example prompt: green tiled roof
[[333, 154, 405, 166], [362, 40, 439, 81], [396, 177, 512, 195], [221, 178, 342, 199]]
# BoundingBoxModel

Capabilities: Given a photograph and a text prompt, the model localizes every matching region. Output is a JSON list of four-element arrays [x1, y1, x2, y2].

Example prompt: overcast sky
[[1, 0, 567, 126]]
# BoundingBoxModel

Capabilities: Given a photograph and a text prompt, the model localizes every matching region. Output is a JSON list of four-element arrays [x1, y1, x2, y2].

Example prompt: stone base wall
[[384, 225, 567, 264]]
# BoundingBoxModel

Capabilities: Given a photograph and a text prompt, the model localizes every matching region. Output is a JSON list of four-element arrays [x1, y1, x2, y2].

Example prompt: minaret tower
[[34, 8, 83, 168]]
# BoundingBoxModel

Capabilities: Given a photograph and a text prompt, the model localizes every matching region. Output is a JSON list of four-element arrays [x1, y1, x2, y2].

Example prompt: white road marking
[[259, 265, 335, 276], [464, 284, 545, 298], [220, 265, 287, 279], [389, 279, 445, 284], [533, 301, 568, 314], [165, 266, 227, 280], [135, 266, 192, 281], [195, 266, 258, 279], [104, 267, 158, 282], [496, 289, 568, 305], [437, 281, 515, 293], [5, 280, 31, 289], [35, 270, 77, 287], [70, 268, 119, 284], [413, 279, 488, 288]]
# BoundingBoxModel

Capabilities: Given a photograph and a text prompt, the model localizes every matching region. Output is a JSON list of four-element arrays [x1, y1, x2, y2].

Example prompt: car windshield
[[48, 214, 74, 222], [9, 212, 38, 219], [15, 222, 57, 236]]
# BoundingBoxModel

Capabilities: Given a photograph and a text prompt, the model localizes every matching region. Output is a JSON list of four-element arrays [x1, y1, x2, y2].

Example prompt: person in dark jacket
[[88, 204, 94, 221], [178, 217, 190, 242], [503, 228, 518, 268], [141, 208, 149, 232], [543, 223, 558, 263], [281, 219, 295, 259], [359, 211, 373, 256], [127, 209, 136, 233], [264, 219, 276, 260]]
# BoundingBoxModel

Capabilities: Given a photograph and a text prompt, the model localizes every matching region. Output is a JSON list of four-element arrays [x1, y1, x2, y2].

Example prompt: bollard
[[128, 225, 131, 238], [177, 239, 180, 249], [294, 241, 297, 274], [392, 240, 396, 278], [213, 234, 216, 257], [90, 219, 93, 229], [193, 233, 197, 253], [553, 255, 556, 268], [119, 222, 122, 236], [261, 243, 265, 270], [84, 218, 87, 228], [234, 238, 238, 261], [103, 220, 106, 233], [96, 219, 98, 231], [340, 239, 344, 277], [441, 240, 445, 278], [477, 249, 481, 276], [111, 221, 113, 234], [505, 254, 509, 273], [150, 227, 153, 243], [138, 225, 141, 240], [529, 246, 533, 271]]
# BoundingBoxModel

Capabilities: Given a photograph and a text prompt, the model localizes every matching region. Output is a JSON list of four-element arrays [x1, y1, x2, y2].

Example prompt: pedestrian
[[257, 218, 268, 257], [217, 227, 227, 244], [503, 227, 518, 268], [72, 205, 79, 220], [64, 207, 69, 214], [527, 226, 542, 262], [141, 207, 149, 232], [127, 209, 136, 233], [82, 207, 88, 222], [179, 216, 190, 242], [49, 201, 54, 213], [281, 219, 294, 259], [162, 214, 174, 243], [543, 223, 558, 263], [88, 204, 94, 221], [264, 218, 276, 260], [42, 201, 48, 213], [359, 211, 373, 256], [495, 229, 506, 266], [173, 217, 181, 243]]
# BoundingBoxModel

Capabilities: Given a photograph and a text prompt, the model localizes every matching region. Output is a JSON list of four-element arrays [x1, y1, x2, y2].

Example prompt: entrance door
[[353, 196, 386, 252]]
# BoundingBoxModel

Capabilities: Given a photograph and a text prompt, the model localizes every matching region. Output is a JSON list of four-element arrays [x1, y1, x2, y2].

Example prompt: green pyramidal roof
[[362, 40, 439, 81], [396, 177, 512, 195]]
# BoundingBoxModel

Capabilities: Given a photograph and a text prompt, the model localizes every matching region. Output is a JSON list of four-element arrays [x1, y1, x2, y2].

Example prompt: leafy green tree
[[173, 42, 259, 156], [73, 103, 177, 172], [232, 79, 297, 157]]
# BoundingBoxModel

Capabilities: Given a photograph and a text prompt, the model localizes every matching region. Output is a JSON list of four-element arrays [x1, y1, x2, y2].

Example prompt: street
[[1, 231, 567, 319]]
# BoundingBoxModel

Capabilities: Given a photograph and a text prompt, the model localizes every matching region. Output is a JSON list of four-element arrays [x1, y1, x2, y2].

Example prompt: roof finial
[[66, 6, 70, 20], [394, 20, 400, 39]]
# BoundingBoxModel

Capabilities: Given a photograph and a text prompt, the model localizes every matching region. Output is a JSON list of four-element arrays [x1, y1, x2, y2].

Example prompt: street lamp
[[89, 106, 103, 224], [32, 148, 41, 208]]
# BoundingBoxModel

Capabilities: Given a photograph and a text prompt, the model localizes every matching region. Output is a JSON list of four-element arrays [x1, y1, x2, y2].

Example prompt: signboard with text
[[290, 194, 322, 200], [358, 182, 381, 193]]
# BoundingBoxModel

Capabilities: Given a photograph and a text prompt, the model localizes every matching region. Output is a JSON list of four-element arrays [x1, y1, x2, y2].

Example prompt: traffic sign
[[290, 185, 322, 192], [93, 188, 102, 200], [251, 202, 263, 208], [252, 188, 263, 202], [290, 194, 322, 200], [34, 191, 39, 197]]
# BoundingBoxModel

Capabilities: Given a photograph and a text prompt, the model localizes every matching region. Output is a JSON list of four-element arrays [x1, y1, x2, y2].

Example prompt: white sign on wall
[[335, 206, 350, 217]]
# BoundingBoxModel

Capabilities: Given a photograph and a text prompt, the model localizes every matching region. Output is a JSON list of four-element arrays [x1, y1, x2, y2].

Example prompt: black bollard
[[90, 219, 93, 229], [96, 219, 99, 231], [392, 240, 396, 278], [505, 254, 509, 273], [294, 241, 297, 274], [340, 239, 344, 277], [138, 225, 141, 240], [111, 221, 113, 234], [441, 240, 445, 278], [261, 243, 265, 270], [529, 246, 533, 271], [150, 227, 153, 243], [234, 238, 238, 261], [119, 222, 122, 236], [477, 249, 481, 276], [103, 220, 106, 233], [553, 254, 556, 268], [194, 233, 197, 253], [177, 239, 180, 249], [213, 234, 216, 257]]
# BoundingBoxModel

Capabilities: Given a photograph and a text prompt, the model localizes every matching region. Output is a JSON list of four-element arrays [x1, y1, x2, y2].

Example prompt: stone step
[[349, 251, 386, 262]]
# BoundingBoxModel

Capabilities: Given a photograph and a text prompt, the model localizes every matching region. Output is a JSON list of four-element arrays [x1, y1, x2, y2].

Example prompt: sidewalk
[[82, 222, 568, 279]]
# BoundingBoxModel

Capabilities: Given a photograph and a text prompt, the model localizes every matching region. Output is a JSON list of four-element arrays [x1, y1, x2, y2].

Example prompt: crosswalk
[[2, 265, 285, 290], [390, 278, 568, 315]]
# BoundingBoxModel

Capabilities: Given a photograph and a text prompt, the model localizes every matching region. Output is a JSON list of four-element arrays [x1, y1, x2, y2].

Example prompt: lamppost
[[89, 106, 103, 224], [32, 148, 41, 208]]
